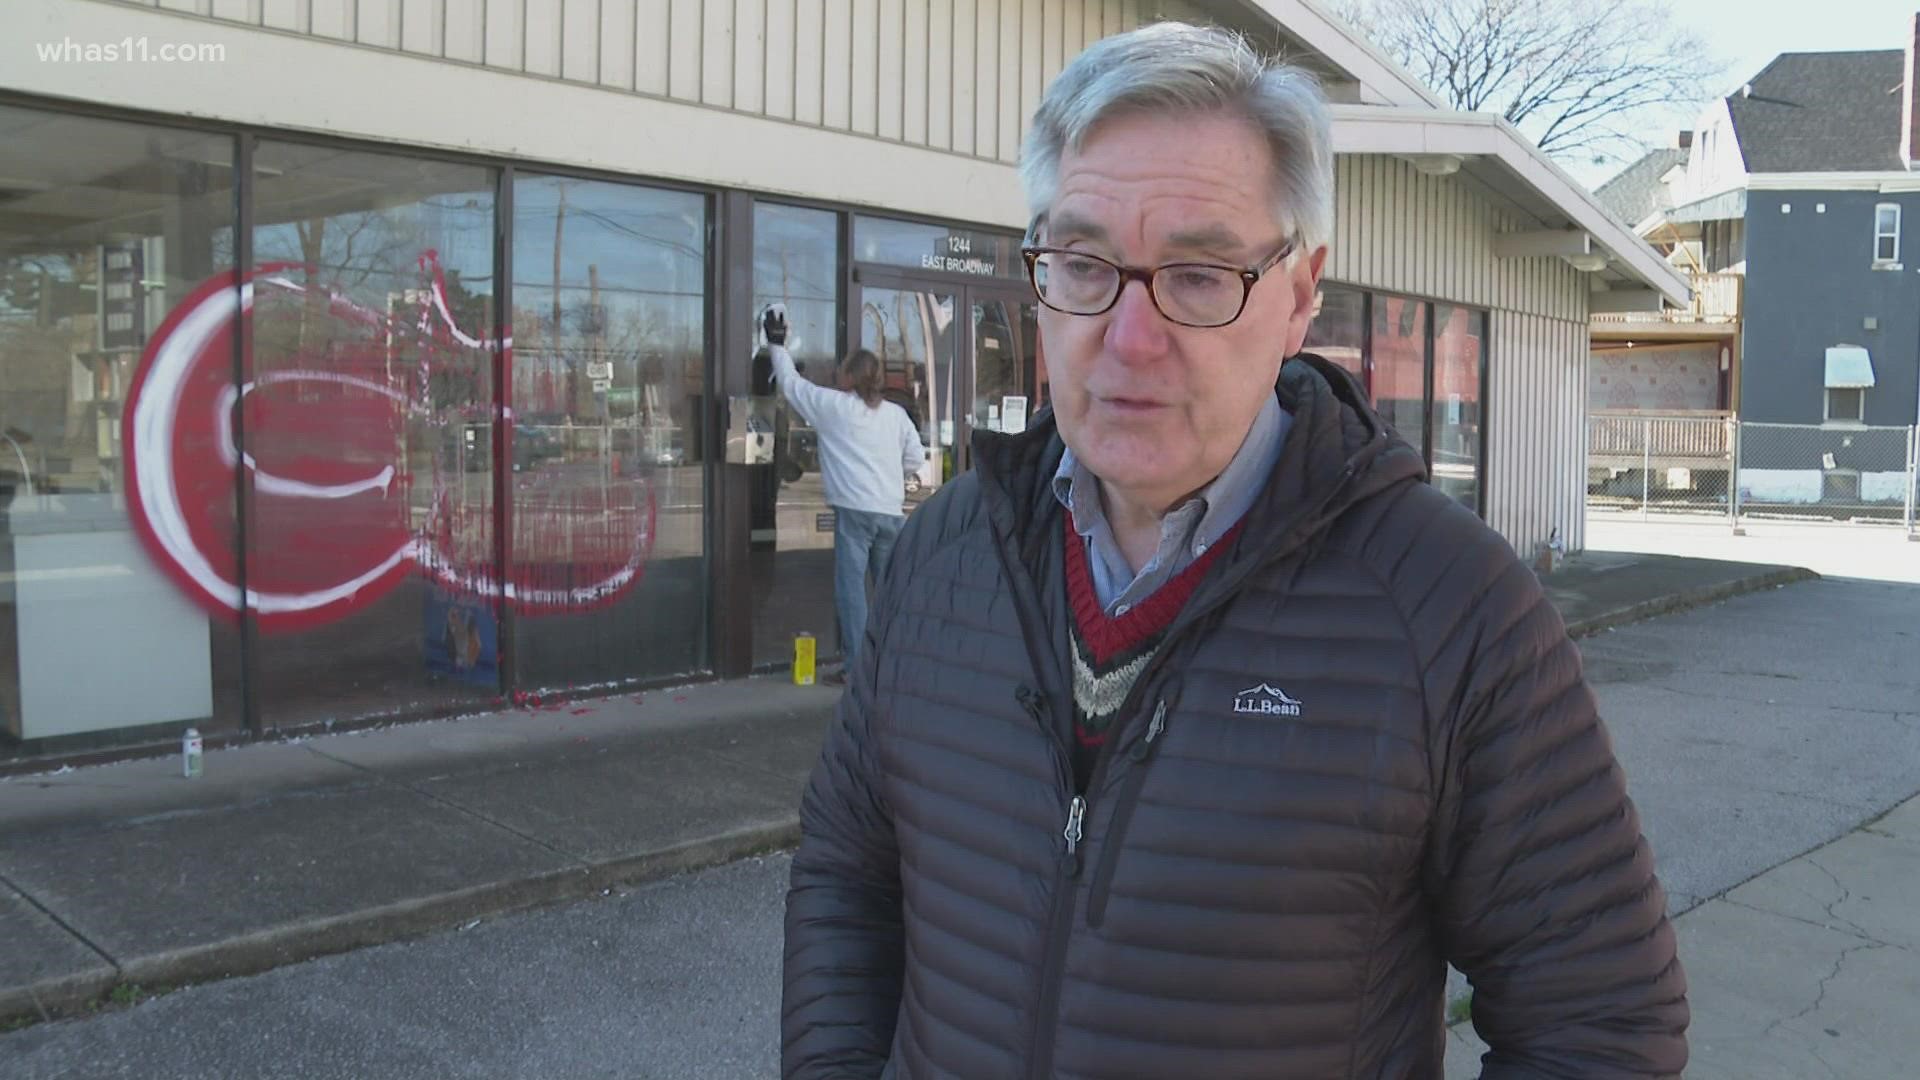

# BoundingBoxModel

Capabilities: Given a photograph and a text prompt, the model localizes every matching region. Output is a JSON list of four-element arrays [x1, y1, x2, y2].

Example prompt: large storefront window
[[0, 107, 243, 748], [1432, 305, 1485, 512], [1302, 285, 1366, 380], [750, 203, 840, 667], [247, 142, 500, 729], [1371, 295, 1428, 458], [1302, 284, 1488, 516], [510, 176, 708, 688]]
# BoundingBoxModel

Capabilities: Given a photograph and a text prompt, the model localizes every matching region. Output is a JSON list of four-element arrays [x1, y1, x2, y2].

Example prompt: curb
[[1563, 566, 1820, 640], [1, 818, 800, 1027]]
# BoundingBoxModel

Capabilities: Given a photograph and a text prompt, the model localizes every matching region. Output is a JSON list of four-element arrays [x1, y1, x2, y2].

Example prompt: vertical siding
[[999, 0, 1023, 161], [562, 0, 599, 82], [667, 0, 700, 99], [1326, 156, 1590, 555], [1019, 0, 1042, 158], [601, 0, 638, 87], [877, 0, 906, 139], [356, 0, 398, 46], [142, 0, 1139, 159], [309, 0, 351, 38], [637, 0, 671, 95], [445, 0, 485, 61], [1328, 156, 1584, 322], [705, 0, 739, 106], [973, 0, 998, 157], [734, 0, 768, 113], [523, 0, 559, 76], [262, 0, 304, 31], [1484, 312, 1587, 556], [761, 0, 796, 113], [902, 0, 928, 142], [924, 0, 950, 148], [850, 0, 879, 134]]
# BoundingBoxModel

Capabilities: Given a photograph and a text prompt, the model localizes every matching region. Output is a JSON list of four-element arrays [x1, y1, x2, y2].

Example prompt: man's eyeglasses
[[1019, 237, 1297, 328]]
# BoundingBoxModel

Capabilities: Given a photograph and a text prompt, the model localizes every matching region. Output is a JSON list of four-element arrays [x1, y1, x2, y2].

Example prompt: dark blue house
[[1596, 26, 1920, 512]]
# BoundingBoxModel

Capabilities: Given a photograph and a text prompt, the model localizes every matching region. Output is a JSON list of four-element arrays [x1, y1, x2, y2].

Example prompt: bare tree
[[1338, 0, 1724, 167]]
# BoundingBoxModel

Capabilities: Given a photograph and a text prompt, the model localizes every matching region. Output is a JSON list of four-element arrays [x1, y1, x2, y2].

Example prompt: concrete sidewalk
[[1445, 794, 1920, 1078], [0, 550, 1817, 1029]]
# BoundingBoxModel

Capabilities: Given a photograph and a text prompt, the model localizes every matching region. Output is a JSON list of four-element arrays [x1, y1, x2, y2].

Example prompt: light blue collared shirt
[[1052, 394, 1290, 616]]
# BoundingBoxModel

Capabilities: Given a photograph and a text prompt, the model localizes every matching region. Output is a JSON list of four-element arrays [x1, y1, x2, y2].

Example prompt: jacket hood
[[969, 351, 1429, 569]]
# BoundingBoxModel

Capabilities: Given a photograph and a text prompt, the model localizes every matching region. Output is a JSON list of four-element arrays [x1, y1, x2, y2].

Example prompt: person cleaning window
[[761, 304, 926, 686]]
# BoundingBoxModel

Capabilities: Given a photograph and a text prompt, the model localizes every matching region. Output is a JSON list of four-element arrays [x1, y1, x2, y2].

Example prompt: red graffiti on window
[[122, 252, 656, 633]]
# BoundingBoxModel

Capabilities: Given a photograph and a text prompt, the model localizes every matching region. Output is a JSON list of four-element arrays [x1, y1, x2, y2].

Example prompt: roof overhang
[[1664, 189, 1747, 225], [1329, 105, 1692, 306], [1222, 0, 1448, 108], [1746, 172, 1920, 192]]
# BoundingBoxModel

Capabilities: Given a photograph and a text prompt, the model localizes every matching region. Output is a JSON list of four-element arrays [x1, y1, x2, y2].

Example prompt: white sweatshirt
[[769, 344, 928, 517]]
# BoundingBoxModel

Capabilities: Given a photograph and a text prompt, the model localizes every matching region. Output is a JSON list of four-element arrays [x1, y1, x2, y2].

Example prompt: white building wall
[[1331, 155, 1592, 557]]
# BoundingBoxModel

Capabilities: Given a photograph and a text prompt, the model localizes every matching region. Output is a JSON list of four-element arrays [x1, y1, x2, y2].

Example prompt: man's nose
[[1103, 276, 1171, 362]]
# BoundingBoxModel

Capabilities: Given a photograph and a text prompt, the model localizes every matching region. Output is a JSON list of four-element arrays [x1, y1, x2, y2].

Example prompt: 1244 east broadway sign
[[920, 234, 997, 276]]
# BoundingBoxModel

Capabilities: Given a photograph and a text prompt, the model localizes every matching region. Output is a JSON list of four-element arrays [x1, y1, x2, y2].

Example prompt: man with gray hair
[[782, 20, 1686, 1079]]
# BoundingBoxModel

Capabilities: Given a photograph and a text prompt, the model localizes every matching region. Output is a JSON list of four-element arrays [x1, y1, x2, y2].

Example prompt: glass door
[[966, 289, 1039, 442], [853, 274, 1041, 507], [856, 279, 959, 513]]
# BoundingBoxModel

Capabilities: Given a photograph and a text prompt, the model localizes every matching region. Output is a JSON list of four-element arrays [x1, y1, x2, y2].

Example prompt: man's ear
[[1283, 246, 1329, 358]]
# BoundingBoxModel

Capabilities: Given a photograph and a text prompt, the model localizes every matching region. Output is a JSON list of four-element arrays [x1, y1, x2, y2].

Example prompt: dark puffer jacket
[[782, 355, 1688, 1079]]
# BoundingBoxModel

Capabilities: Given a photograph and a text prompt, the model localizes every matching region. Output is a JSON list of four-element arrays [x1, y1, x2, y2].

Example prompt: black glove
[[762, 304, 788, 346]]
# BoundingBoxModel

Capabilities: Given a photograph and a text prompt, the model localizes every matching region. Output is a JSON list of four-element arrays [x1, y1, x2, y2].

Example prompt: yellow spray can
[[793, 632, 817, 686]]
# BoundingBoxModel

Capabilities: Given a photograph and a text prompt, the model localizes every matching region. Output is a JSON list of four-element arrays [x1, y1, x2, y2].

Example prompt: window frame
[[1873, 202, 1901, 267], [1824, 386, 1866, 425]]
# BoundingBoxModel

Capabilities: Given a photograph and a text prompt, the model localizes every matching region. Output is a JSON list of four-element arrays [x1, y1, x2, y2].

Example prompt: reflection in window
[[249, 141, 500, 729], [510, 175, 709, 688], [0, 105, 243, 744], [971, 297, 1037, 436], [861, 286, 957, 507], [750, 203, 840, 667], [1371, 295, 1428, 456], [1432, 305, 1484, 512], [1303, 285, 1366, 382]]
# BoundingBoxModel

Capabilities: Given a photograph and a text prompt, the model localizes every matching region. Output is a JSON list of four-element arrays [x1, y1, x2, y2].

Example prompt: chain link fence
[[1589, 412, 1918, 537]]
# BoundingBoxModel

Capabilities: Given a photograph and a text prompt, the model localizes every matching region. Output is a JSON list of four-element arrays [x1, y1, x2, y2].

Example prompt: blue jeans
[[833, 507, 905, 669]]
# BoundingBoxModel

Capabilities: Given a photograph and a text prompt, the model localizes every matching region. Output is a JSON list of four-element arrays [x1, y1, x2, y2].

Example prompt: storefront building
[[0, 0, 1684, 762]]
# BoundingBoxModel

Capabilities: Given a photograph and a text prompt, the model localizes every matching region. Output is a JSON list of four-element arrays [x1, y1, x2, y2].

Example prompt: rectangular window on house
[[1825, 387, 1865, 423], [1874, 204, 1900, 264]]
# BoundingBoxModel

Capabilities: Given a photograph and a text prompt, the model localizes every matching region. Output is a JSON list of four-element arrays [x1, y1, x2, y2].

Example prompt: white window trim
[[1873, 202, 1902, 268], [1824, 386, 1867, 425]]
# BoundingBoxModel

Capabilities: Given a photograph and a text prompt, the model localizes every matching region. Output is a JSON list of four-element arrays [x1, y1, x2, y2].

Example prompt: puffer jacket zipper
[[1024, 712, 1132, 1080], [1020, 462, 1370, 1077], [1086, 697, 1170, 929], [980, 428, 1377, 1080]]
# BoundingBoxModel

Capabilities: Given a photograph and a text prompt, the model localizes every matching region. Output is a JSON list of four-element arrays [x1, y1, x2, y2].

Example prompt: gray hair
[[1018, 22, 1335, 258]]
